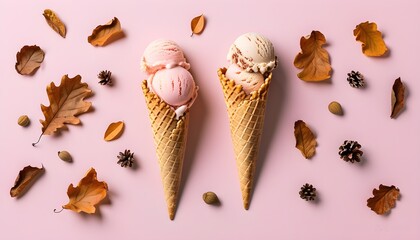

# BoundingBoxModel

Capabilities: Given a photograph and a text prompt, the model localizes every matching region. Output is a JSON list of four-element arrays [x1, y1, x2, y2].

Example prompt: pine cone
[[117, 149, 134, 168], [347, 71, 364, 88], [339, 140, 363, 163], [98, 70, 112, 85], [299, 183, 316, 201]]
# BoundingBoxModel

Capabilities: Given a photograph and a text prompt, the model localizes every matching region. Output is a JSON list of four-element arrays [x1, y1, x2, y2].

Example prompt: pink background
[[1, 0, 419, 239]]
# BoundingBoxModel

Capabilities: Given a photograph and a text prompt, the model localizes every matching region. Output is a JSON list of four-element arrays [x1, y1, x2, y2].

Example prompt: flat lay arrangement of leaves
[[10, 8, 404, 220]]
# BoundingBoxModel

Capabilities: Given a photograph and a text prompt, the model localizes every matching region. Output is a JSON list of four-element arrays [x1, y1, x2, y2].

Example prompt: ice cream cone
[[217, 68, 272, 210], [142, 80, 189, 220]]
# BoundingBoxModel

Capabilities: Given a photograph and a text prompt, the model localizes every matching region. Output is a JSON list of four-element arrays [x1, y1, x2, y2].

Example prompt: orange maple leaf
[[293, 30, 331, 81], [367, 184, 400, 215], [33, 75, 92, 146], [354, 21, 388, 57], [62, 168, 108, 214]]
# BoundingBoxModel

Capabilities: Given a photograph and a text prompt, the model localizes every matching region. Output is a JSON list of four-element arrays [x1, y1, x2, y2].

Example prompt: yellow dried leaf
[[190, 14, 205, 36], [15, 45, 45, 75], [293, 31, 331, 81], [43, 9, 66, 38], [294, 120, 317, 159], [104, 121, 124, 141], [10, 165, 44, 198], [354, 21, 388, 57], [62, 168, 108, 214], [367, 184, 400, 215], [88, 17, 123, 46], [32, 75, 92, 146], [391, 78, 405, 119]]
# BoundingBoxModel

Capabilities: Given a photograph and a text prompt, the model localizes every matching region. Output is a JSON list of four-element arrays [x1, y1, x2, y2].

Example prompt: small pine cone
[[117, 149, 134, 168], [98, 70, 112, 85], [339, 140, 363, 163], [347, 71, 364, 88], [299, 183, 316, 201]]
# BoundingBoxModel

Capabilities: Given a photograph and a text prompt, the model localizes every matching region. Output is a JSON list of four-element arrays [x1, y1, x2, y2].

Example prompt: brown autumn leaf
[[104, 121, 125, 141], [62, 168, 108, 214], [15, 45, 45, 75], [43, 9, 66, 38], [293, 31, 331, 81], [190, 14, 205, 36], [367, 184, 400, 215], [391, 78, 405, 119], [32, 75, 92, 146], [88, 17, 123, 46], [294, 120, 317, 159], [10, 165, 45, 198], [354, 21, 388, 57]]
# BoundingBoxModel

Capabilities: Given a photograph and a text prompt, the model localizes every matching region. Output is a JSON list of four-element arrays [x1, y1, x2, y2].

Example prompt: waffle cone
[[217, 68, 272, 210], [141, 80, 189, 220]]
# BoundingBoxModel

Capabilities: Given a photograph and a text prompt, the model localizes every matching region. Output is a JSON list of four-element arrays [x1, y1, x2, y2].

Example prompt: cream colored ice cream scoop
[[227, 32, 277, 74]]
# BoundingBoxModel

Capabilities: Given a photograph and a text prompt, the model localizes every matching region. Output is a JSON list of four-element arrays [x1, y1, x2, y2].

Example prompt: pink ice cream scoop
[[148, 66, 196, 107], [226, 64, 265, 94], [141, 39, 190, 75]]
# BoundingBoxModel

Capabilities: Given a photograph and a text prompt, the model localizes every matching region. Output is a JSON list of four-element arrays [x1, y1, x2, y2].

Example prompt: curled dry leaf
[[293, 31, 331, 81], [62, 168, 108, 214], [354, 21, 388, 57], [10, 165, 45, 197], [15, 45, 45, 75], [367, 184, 400, 215], [190, 14, 205, 37], [32, 75, 92, 146], [43, 9, 66, 38], [294, 120, 317, 159], [88, 17, 123, 46], [391, 78, 405, 119], [104, 121, 125, 141]]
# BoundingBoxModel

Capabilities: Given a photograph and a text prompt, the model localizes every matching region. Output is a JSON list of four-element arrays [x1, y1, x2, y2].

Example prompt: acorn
[[202, 191, 219, 204], [18, 115, 30, 127], [328, 101, 343, 115], [58, 151, 72, 162]]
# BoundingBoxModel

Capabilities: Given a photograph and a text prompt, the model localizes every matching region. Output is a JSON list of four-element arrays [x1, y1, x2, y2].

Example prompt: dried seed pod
[[18, 115, 30, 127], [328, 101, 343, 115], [202, 191, 219, 204], [58, 151, 72, 162]]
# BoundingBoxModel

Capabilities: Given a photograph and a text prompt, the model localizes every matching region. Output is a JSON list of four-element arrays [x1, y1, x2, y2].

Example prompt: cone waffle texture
[[217, 68, 272, 210], [142, 80, 189, 220]]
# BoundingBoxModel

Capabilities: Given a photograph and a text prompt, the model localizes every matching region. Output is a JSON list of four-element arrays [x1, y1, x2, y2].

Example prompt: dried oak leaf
[[294, 120, 317, 159], [104, 121, 124, 141], [15, 45, 45, 75], [43, 9, 66, 38], [190, 14, 205, 36], [33, 75, 92, 146], [10, 165, 45, 198], [88, 17, 123, 46], [293, 31, 331, 81], [354, 21, 388, 57], [62, 168, 108, 214], [367, 184, 400, 215], [391, 78, 405, 119]]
